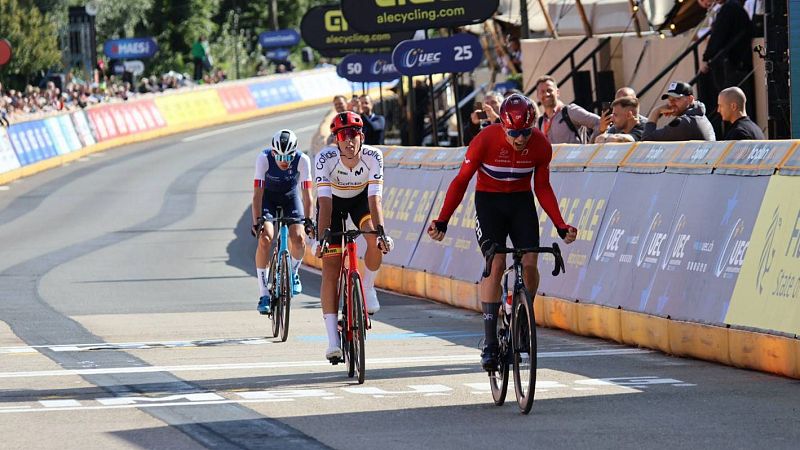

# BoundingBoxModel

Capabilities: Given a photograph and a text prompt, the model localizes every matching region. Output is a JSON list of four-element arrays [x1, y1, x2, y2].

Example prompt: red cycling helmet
[[499, 94, 537, 130], [330, 111, 364, 133]]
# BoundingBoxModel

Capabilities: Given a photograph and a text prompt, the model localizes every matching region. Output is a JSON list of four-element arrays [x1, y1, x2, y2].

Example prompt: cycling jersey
[[437, 124, 567, 230], [314, 145, 383, 199], [253, 149, 312, 194]]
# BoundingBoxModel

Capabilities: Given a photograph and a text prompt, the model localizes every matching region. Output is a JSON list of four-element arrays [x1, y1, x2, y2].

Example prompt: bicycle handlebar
[[481, 242, 565, 278], [319, 228, 383, 252]]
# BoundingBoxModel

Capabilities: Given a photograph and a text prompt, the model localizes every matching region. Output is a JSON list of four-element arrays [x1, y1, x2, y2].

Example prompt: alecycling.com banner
[[341, 0, 499, 33]]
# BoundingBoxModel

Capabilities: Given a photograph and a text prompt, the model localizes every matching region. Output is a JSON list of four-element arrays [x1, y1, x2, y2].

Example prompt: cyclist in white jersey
[[315, 111, 393, 362], [252, 129, 315, 315]]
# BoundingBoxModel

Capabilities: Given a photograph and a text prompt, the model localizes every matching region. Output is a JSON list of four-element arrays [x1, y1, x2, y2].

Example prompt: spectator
[[471, 91, 503, 129], [502, 35, 522, 74], [698, 0, 756, 120], [534, 75, 600, 144], [412, 78, 429, 145], [594, 97, 645, 143], [614, 86, 648, 123], [717, 86, 764, 140], [191, 36, 211, 82], [332, 95, 348, 114], [359, 95, 385, 145], [643, 81, 716, 141]]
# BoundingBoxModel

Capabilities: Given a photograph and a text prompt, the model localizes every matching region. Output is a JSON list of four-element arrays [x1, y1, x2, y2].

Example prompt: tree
[[0, 0, 61, 87], [146, 0, 220, 76]]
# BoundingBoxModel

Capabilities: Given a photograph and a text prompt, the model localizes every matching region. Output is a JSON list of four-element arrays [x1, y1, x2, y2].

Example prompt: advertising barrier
[[667, 141, 730, 174], [537, 171, 616, 300], [715, 140, 798, 175], [726, 175, 800, 335], [218, 85, 258, 114], [621, 142, 681, 173], [7, 120, 59, 166], [585, 142, 635, 171], [550, 144, 596, 172], [0, 127, 21, 173], [778, 144, 800, 175], [381, 169, 444, 267], [71, 110, 97, 147]]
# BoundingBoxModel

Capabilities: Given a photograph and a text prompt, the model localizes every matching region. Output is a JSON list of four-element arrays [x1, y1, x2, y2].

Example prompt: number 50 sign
[[392, 33, 482, 76]]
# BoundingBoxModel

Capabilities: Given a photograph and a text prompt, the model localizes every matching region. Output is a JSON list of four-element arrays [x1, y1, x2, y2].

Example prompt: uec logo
[[371, 59, 396, 75], [403, 48, 441, 68]]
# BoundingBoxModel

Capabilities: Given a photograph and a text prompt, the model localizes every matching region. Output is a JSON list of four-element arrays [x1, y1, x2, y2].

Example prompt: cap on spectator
[[661, 81, 693, 100]]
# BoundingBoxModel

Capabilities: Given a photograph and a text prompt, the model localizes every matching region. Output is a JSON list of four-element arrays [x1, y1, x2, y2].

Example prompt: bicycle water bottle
[[504, 291, 513, 316]]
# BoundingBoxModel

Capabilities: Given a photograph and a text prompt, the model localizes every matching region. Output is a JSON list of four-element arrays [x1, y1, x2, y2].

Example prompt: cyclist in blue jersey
[[252, 129, 315, 315]]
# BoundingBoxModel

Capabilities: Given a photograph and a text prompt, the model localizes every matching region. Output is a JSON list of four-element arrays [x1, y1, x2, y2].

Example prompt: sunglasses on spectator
[[336, 127, 362, 142], [505, 127, 533, 138]]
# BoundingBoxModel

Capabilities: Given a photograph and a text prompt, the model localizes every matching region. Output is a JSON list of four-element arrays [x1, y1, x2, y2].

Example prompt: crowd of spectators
[[0, 68, 227, 127]]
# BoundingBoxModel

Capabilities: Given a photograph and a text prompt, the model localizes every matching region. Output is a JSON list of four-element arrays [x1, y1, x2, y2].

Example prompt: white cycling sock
[[291, 256, 302, 273], [323, 313, 339, 348], [256, 268, 268, 297], [363, 267, 377, 292]]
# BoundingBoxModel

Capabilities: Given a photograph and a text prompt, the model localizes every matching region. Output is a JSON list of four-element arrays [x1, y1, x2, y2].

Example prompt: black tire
[[350, 273, 366, 384], [512, 287, 537, 414], [338, 271, 355, 378], [278, 252, 291, 342], [489, 318, 510, 406], [268, 249, 280, 338]]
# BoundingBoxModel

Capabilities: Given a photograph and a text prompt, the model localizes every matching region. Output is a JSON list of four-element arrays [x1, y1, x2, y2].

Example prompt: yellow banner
[[726, 175, 800, 335], [154, 90, 227, 126]]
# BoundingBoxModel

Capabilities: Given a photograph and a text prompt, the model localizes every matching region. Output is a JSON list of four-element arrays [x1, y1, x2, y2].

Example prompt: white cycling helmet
[[271, 129, 299, 159]]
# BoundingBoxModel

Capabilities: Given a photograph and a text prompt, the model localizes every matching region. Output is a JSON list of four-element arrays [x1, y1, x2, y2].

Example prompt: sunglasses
[[273, 152, 295, 163], [336, 127, 362, 142], [506, 127, 533, 138]]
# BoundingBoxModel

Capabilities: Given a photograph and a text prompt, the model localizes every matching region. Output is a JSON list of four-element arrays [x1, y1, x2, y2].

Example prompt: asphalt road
[[0, 106, 797, 450]]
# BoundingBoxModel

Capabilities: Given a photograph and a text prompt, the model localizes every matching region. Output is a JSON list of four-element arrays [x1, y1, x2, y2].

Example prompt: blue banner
[[393, 33, 482, 76], [265, 48, 291, 61], [7, 120, 59, 166], [259, 29, 301, 48], [103, 37, 158, 59], [337, 53, 400, 83], [248, 79, 302, 109]]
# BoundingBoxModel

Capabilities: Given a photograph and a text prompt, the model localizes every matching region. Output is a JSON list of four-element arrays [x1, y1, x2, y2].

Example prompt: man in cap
[[642, 81, 716, 141]]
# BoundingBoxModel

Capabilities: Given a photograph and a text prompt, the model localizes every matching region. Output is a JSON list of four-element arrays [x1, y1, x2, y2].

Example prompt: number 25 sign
[[392, 33, 482, 76]]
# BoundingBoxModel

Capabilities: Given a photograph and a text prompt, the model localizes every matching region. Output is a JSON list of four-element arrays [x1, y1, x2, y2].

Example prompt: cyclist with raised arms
[[315, 111, 393, 362], [252, 129, 315, 315], [427, 94, 577, 371]]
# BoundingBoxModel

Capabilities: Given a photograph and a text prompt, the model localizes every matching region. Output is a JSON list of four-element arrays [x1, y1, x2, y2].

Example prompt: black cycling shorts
[[317, 188, 371, 237], [263, 190, 303, 224], [475, 190, 540, 256]]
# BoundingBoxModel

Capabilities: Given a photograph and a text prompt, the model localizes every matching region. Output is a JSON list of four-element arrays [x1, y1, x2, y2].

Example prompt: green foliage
[[0, 0, 62, 86]]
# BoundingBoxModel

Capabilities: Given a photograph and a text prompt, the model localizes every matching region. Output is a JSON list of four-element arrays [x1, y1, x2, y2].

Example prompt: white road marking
[[0, 185, 10, 191], [0, 375, 695, 415], [0, 349, 652, 379], [181, 110, 326, 142], [0, 337, 272, 355], [39, 400, 81, 408]]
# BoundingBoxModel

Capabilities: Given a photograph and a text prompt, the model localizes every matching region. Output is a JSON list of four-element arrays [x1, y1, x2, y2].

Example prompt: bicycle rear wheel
[[278, 252, 291, 342], [268, 249, 280, 338], [512, 287, 537, 414], [489, 317, 510, 406], [350, 272, 366, 384]]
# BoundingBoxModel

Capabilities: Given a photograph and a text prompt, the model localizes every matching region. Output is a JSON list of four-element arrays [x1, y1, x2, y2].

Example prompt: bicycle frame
[[339, 235, 371, 340]]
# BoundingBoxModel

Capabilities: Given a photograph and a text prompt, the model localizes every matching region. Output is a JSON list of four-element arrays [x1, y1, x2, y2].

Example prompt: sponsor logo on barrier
[[661, 214, 690, 271], [714, 218, 748, 278], [594, 208, 623, 262], [756, 206, 781, 295], [637, 213, 667, 267]]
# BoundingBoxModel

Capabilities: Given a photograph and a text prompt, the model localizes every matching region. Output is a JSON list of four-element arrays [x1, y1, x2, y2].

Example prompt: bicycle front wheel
[[350, 272, 366, 384], [489, 318, 510, 406], [512, 288, 537, 414], [278, 252, 291, 342], [338, 270, 355, 378], [268, 250, 280, 338]]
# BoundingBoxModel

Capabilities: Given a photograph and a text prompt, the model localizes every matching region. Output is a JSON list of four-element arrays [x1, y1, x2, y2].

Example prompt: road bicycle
[[483, 242, 565, 414], [321, 226, 386, 384], [263, 207, 296, 342]]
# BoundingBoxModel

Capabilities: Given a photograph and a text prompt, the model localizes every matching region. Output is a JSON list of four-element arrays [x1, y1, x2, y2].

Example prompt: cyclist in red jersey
[[427, 93, 577, 371]]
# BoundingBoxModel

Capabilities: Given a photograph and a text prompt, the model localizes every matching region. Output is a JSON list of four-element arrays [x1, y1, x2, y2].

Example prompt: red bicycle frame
[[339, 237, 371, 341]]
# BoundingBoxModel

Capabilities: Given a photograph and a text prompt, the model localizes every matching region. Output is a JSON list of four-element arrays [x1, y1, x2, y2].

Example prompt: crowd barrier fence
[[305, 139, 800, 379]]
